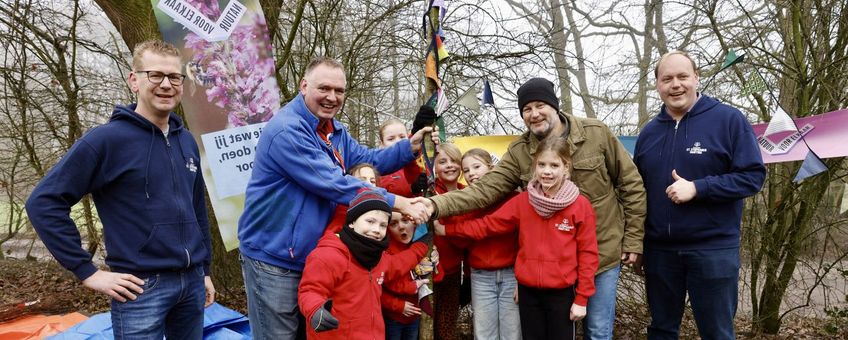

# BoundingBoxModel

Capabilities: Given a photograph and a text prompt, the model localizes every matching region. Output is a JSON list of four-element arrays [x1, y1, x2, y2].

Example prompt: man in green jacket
[[423, 78, 646, 340]]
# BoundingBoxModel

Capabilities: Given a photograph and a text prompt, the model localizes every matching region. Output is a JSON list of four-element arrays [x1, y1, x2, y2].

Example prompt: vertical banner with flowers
[[151, 0, 280, 250]]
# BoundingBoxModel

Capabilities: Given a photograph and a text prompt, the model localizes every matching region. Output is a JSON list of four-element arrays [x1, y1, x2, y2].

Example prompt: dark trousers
[[434, 271, 462, 340], [385, 317, 420, 340], [517, 283, 575, 340], [644, 247, 740, 340]]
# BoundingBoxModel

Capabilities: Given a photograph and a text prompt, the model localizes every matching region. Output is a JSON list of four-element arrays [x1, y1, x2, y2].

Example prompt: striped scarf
[[527, 178, 580, 218]]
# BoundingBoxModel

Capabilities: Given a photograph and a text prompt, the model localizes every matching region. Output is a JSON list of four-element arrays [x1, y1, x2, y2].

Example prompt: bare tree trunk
[[652, 1, 668, 55], [272, 0, 307, 99], [93, 0, 160, 49], [636, 0, 658, 127], [562, 0, 595, 118], [547, 0, 574, 115], [81, 197, 100, 255]]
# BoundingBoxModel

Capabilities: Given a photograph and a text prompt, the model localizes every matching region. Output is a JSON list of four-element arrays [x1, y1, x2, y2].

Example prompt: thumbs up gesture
[[665, 169, 696, 204]]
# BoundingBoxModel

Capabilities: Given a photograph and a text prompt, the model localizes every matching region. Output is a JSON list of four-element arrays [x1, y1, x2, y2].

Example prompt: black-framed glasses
[[137, 71, 186, 86]]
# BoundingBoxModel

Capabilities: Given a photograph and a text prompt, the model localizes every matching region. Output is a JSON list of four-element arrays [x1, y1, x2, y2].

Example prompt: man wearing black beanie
[[425, 77, 647, 340], [517, 77, 560, 115]]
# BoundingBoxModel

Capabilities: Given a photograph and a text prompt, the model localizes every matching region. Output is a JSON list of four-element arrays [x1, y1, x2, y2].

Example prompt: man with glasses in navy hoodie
[[26, 39, 214, 339], [634, 51, 766, 339]]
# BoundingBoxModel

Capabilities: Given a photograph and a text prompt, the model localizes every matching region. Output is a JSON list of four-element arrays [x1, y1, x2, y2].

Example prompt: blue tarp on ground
[[48, 303, 251, 339]]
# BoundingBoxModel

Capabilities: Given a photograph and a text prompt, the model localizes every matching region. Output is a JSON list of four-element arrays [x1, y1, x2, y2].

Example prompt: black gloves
[[410, 173, 428, 195], [310, 299, 338, 332], [411, 105, 438, 135]]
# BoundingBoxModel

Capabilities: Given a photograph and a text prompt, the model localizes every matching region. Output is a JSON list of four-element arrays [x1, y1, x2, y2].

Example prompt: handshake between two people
[[393, 197, 435, 225], [394, 104, 443, 225]]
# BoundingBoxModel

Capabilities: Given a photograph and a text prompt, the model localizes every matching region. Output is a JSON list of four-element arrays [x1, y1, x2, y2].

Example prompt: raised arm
[[443, 194, 522, 240], [430, 144, 524, 217]]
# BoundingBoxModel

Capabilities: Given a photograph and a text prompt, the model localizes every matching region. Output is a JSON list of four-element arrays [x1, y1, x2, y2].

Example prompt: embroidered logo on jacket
[[686, 142, 708, 155], [377, 272, 385, 285], [555, 218, 574, 232], [186, 157, 198, 172]]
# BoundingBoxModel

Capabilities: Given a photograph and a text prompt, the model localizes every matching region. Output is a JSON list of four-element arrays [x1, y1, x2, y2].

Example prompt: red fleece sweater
[[299, 234, 428, 339], [323, 204, 347, 237], [380, 160, 423, 197], [433, 180, 468, 279], [445, 192, 599, 306], [380, 238, 424, 325], [451, 192, 519, 270]]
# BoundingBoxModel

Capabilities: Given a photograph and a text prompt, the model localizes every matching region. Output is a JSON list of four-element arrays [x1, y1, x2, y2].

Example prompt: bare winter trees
[[1, 0, 845, 336], [0, 0, 129, 259]]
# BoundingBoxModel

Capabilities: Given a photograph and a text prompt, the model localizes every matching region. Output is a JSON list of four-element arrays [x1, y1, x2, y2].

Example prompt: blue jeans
[[644, 247, 740, 340], [582, 265, 621, 340], [240, 254, 305, 340], [385, 317, 420, 340], [110, 266, 205, 339], [470, 267, 522, 340]]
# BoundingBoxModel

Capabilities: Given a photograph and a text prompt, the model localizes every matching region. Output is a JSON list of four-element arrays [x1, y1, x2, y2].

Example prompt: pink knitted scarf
[[527, 178, 580, 218]]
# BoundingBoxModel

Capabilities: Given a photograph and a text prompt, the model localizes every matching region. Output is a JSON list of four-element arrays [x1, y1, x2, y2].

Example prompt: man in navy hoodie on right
[[25, 40, 214, 339], [634, 51, 766, 339]]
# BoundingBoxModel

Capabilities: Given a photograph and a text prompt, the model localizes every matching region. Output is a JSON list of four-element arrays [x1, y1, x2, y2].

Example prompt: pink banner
[[752, 109, 848, 163]]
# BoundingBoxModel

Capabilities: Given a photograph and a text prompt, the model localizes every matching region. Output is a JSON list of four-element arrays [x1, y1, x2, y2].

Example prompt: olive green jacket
[[431, 113, 646, 273]]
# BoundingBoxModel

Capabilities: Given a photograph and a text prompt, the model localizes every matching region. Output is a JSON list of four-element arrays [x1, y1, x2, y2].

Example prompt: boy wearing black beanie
[[298, 189, 432, 339]]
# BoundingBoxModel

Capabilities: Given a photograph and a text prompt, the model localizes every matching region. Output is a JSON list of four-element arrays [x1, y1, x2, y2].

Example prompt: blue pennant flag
[[793, 151, 828, 183], [482, 79, 495, 106]]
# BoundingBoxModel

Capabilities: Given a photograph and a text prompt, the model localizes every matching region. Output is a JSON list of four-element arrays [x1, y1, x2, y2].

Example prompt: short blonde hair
[[132, 39, 181, 70], [436, 143, 462, 166], [304, 56, 344, 77], [654, 51, 698, 78]]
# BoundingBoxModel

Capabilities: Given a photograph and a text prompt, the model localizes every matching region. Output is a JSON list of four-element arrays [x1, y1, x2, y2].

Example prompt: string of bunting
[[413, 0, 451, 317], [709, 48, 828, 183], [420, 0, 449, 187]]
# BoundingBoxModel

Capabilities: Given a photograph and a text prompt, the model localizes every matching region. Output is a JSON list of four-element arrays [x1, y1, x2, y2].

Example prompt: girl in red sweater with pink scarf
[[435, 137, 599, 340]]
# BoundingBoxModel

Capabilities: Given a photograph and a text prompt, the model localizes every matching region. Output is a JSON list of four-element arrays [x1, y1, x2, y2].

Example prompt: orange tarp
[[0, 313, 88, 340]]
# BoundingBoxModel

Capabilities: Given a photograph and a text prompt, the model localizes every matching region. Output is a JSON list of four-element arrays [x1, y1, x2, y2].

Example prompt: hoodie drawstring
[[659, 120, 669, 160], [144, 126, 154, 199]]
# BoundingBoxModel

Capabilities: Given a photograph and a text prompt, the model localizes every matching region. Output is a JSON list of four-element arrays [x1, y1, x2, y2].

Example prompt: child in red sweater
[[378, 119, 428, 197], [435, 137, 599, 340], [299, 189, 430, 339], [381, 216, 439, 340], [430, 143, 471, 340], [457, 148, 521, 339]]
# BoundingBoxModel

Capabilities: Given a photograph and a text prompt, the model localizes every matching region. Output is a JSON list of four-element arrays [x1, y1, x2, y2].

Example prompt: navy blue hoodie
[[25, 104, 211, 280], [634, 95, 765, 250]]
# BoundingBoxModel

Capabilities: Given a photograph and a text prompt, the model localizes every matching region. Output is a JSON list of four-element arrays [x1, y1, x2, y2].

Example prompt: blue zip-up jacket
[[238, 94, 416, 271], [25, 105, 211, 280], [633, 95, 765, 250]]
